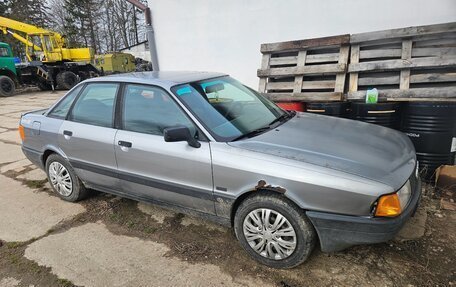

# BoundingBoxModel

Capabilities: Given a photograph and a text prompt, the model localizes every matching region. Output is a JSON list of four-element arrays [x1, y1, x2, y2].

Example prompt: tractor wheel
[[56, 71, 79, 90], [0, 76, 15, 97]]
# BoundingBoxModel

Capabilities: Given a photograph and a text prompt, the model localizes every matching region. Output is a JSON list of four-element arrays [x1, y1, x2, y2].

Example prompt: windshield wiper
[[232, 112, 295, 141], [232, 126, 272, 141], [268, 110, 295, 126]]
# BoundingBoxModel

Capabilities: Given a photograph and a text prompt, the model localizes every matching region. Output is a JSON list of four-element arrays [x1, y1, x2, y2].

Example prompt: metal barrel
[[401, 102, 456, 180], [305, 101, 350, 118], [349, 102, 402, 129]]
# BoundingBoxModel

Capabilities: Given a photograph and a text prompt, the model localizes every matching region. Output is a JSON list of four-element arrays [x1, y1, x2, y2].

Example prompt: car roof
[[84, 71, 228, 89]]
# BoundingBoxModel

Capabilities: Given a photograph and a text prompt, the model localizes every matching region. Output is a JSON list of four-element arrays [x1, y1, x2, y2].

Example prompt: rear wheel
[[56, 71, 79, 90], [234, 192, 316, 268], [45, 154, 88, 202], [0, 76, 15, 97], [37, 81, 52, 91]]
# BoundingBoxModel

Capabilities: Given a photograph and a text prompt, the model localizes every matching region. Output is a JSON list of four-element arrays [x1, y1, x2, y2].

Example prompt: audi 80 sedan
[[20, 71, 420, 268]]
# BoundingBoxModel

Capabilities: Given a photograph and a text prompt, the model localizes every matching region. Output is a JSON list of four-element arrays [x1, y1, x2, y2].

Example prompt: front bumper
[[307, 174, 421, 253]]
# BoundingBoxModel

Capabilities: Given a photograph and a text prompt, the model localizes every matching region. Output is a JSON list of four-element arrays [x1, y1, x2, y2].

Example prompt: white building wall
[[148, 0, 456, 88]]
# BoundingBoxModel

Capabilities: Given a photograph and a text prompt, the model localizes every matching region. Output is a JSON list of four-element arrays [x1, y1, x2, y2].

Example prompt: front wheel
[[45, 154, 88, 202], [234, 192, 316, 268], [0, 75, 15, 97]]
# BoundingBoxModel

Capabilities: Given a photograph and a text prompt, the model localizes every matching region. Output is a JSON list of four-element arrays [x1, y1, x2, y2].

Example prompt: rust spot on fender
[[255, 180, 286, 194]]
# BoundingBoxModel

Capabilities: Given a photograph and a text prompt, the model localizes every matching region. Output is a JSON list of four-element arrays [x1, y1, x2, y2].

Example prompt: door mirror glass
[[163, 126, 201, 148]]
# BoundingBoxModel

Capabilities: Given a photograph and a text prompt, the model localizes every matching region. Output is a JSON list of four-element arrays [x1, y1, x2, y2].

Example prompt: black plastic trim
[[69, 159, 214, 201]]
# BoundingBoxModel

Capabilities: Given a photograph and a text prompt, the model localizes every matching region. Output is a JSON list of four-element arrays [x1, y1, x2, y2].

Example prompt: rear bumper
[[307, 175, 421, 252], [22, 146, 44, 169]]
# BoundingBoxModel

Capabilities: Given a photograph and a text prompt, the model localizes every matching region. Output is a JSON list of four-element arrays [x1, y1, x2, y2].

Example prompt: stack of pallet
[[258, 22, 456, 102], [257, 35, 350, 102], [348, 22, 456, 101]]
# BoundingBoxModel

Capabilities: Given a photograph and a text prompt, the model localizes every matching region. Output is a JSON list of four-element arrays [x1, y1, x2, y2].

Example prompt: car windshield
[[171, 76, 288, 141]]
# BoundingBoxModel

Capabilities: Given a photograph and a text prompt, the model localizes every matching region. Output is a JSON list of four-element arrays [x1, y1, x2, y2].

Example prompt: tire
[[37, 81, 52, 91], [45, 154, 89, 202], [234, 192, 316, 268], [0, 75, 15, 97], [56, 71, 79, 90]]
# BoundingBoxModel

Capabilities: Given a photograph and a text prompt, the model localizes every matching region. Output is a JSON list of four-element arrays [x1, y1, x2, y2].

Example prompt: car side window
[[69, 83, 118, 128], [122, 84, 196, 136], [48, 85, 83, 119]]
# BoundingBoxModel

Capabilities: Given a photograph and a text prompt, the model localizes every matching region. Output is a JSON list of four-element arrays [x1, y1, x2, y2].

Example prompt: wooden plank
[[261, 34, 350, 53], [257, 63, 346, 77], [411, 72, 456, 83], [358, 75, 400, 86], [350, 22, 456, 44], [258, 54, 270, 92], [360, 49, 402, 59], [269, 53, 339, 66], [413, 47, 456, 57], [358, 72, 456, 86], [400, 40, 413, 90], [267, 80, 336, 90], [347, 87, 456, 99], [348, 56, 456, 73], [334, 45, 350, 93], [349, 45, 360, 92], [293, 51, 307, 93], [262, 92, 343, 101]]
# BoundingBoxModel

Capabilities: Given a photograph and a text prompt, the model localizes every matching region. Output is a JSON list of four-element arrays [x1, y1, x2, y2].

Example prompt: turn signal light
[[375, 193, 402, 217], [19, 125, 25, 141]]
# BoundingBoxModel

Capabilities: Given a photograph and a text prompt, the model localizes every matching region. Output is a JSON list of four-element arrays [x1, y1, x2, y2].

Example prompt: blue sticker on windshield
[[176, 86, 192, 96]]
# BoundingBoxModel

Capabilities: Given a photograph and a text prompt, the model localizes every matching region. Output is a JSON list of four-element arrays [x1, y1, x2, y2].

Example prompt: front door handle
[[118, 140, 132, 148], [63, 130, 73, 136]]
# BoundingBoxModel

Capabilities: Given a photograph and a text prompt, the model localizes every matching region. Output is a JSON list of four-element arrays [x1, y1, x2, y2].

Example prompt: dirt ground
[[0, 89, 455, 287]]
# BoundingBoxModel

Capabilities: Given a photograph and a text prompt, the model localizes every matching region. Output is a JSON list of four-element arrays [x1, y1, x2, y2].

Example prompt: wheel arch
[[0, 69, 18, 85], [41, 145, 68, 167], [228, 182, 300, 227]]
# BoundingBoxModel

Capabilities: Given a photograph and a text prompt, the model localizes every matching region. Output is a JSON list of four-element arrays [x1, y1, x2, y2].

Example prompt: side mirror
[[163, 126, 201, 148]]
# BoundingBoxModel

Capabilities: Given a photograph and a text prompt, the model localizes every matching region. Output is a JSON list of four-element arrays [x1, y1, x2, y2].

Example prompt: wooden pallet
[[257, 35, 350, 102], [348, 22, 456, 101]]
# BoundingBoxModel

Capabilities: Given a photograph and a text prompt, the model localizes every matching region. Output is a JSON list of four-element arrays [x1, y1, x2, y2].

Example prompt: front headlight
[[374, 180, 412, 217], [397, 180, 412, 209]]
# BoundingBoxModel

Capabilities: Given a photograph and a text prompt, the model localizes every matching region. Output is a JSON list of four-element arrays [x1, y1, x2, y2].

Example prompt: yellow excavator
[[0, 16, 100, 91]]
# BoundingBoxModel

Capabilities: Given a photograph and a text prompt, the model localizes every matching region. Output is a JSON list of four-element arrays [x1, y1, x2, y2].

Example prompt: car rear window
[[69, 83, 118, 128], [48, 85, 83, 119]]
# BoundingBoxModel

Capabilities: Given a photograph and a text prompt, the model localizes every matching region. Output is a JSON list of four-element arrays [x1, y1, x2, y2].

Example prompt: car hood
[[228, 112, 416, 190]]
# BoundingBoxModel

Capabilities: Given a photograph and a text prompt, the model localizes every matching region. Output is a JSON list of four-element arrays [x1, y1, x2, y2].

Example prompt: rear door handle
[[118, 140, 132, 148]]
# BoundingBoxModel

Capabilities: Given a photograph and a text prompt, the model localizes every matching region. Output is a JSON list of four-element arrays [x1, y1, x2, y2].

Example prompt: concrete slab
[[16, 168, 47, 181], [0, 142, 25, 164], [0, 159, 33, 174], [395, 206, 427, 241], [0, 277, 20, 287], [0, 128, 6, 133], [0, 131, 21, 145], [25, 222, 270, 287], [0, 174, 85, 242], [0, 116, 20, 129]]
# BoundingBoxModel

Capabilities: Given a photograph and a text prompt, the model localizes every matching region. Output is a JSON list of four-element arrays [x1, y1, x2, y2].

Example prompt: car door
[[115, 83, 215, 214], [58, 82, 120, 190]]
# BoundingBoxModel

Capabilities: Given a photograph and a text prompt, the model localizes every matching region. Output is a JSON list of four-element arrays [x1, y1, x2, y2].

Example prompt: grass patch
[[25, 179, 48, 189], [57, 278, 75, 287], [6, 242, 23, 249]]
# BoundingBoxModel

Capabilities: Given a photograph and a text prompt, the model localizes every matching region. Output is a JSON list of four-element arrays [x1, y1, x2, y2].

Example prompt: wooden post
[[349, 45, 360, 92], [400, 40, 413, 90], [293, 50, 307, 94], [258, 54, 271, 93], [334, 45, 350, 98]]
